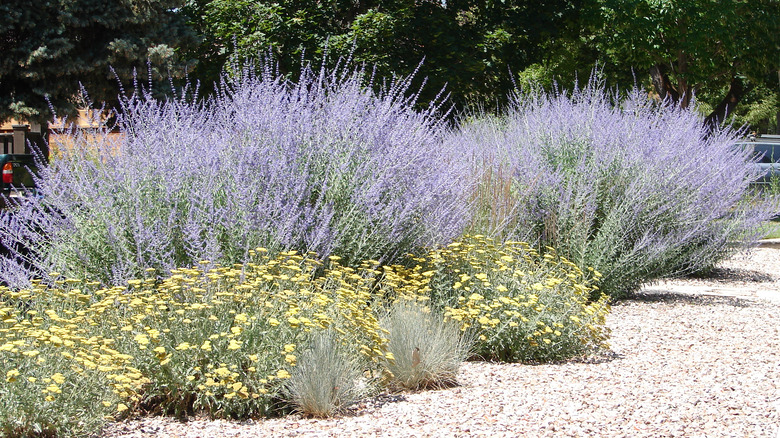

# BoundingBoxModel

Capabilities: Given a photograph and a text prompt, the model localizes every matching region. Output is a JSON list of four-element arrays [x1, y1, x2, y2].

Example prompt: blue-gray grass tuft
[[282, 330, 370, 417], [381, 300, 473, 390]]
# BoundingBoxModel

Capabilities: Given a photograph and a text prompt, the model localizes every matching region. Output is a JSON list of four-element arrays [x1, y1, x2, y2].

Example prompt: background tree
[[5, 0, 776, 132], [584, 0, 780, 131], [187, 0, 575, 112], [0, 0, 196, 124]]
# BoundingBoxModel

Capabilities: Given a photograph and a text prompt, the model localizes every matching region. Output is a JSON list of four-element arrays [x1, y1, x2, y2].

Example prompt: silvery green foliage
[[0, 64, 473, 286], [455, 80, 778, 299], [381, 300, 473, 390], [282, 330, 368, 417]]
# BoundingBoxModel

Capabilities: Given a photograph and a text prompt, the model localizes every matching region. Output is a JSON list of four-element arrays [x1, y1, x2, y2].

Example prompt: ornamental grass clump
[[282, 330, 370, 417], [407, 235, 610, 363], [0, 62, 471, 287], [380, 300, 473, 390], [452, 81, 778, 299]]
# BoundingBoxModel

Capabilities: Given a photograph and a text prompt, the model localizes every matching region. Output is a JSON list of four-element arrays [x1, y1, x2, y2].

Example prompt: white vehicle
[[734, 134, 780, 184]]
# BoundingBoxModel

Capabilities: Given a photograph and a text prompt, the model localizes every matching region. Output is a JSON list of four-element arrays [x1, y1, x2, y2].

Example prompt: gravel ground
[[102, 248, 780, 438]]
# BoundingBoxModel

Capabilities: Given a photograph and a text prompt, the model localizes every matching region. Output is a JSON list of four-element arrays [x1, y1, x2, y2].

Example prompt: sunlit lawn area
[[762, 219, 780, 239]]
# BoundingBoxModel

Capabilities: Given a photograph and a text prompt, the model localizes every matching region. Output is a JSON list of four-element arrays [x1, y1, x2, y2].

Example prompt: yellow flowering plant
[[0, 238, 610, 436], [0, 280, 139, 438], [0, 250, 393, 435], [401, 235, 611, 362], [97, 250, 391, 419]]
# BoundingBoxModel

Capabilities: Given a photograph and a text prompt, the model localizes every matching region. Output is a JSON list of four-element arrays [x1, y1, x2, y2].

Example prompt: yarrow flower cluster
[[389, 235, 610, 362], [1, 237, 610, 435]]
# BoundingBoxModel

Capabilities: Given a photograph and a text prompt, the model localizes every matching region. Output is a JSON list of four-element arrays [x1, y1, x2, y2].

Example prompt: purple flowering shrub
[[2, 69, 771, 296], [453, 82, 777, 299], [0, 65, 472, 286]]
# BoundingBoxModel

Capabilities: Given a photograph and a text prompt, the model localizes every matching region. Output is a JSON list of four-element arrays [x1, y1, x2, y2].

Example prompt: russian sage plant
[[453, 81, 777, 299], [0, 64, 472, 286]]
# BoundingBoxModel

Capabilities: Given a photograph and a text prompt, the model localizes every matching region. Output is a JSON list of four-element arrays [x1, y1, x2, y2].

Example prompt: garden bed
[[100, 249, 780, 437]]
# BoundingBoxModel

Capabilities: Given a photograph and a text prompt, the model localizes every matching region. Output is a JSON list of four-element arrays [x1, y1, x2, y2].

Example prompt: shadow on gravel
[[343, 393, 408, 416], [470, 350, 626, 366], [576, 350, 624, 364], [622, 291, 754, 308], [683, 266, 776, 283]]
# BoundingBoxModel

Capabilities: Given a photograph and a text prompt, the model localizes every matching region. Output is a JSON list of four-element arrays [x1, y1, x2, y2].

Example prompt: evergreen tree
[[0, 0, 196, 123]]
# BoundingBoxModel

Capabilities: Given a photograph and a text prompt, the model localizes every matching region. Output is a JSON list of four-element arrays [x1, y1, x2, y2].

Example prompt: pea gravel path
[[102, 247, 780, 438]]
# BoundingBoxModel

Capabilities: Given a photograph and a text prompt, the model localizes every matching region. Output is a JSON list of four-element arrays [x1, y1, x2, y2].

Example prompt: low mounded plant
[[398, 235, 611, 363], [0, 318, 127, 438], [451, 81, 778, 299], [0, 249, 393, 435]]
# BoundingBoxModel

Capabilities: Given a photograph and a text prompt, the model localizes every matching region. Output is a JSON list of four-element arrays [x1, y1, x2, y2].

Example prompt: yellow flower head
[[45, 384, 61, 394], [6, 369, 20, 383], [51, 373, 66, 384]]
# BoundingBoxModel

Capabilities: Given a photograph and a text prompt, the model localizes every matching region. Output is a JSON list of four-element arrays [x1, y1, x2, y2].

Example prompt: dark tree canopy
[[186, 0, 576, 111], [3, 0, 777, 131], [0, 0, 196, 124]]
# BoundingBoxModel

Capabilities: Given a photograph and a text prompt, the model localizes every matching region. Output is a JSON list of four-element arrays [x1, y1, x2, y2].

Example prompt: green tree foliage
[[6, 0, 775, 131], [187, 0, 575, 111], [0, 0, 196, 123], [585, 0, 779, 130]]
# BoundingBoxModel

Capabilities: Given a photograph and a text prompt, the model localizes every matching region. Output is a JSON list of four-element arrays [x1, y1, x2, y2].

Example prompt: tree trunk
[[703, 76, 745, 136], [776, 71, 780, 134], [776, 110, 780, 135], [649, 64, 679, 103], [677, 50, 691, 109]]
